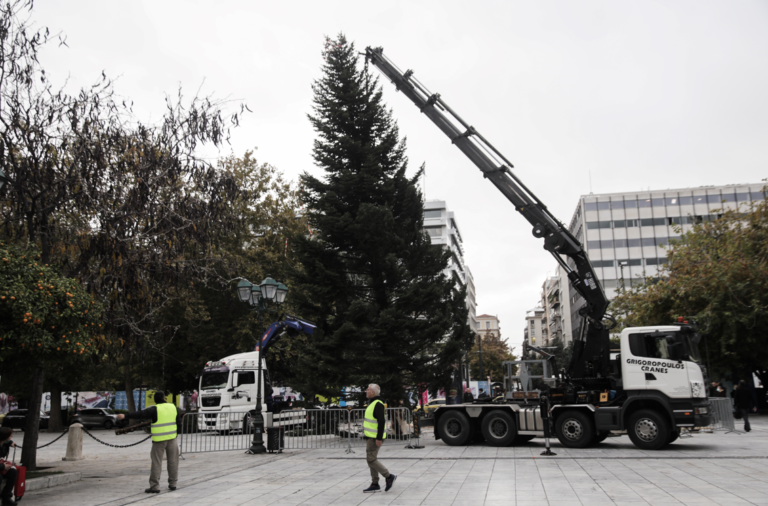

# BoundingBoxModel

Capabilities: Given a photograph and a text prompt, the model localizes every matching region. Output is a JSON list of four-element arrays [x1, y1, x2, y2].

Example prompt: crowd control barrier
[[708, 397, 738, 433], [179, 407, 413, 455]]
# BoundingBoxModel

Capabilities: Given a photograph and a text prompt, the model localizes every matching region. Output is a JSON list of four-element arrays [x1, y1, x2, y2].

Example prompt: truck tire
[[555, 410, 595, 448], [437, 411, 471, 446], [667, 430, 679, 445], [480, 410, 517, 447], [627, 409, 670, 450]]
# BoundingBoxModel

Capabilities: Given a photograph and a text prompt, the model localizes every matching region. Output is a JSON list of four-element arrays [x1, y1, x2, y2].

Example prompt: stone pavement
[[19, 415, 768, 506]]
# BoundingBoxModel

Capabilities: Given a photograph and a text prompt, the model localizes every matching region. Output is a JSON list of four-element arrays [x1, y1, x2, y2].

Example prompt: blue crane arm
[[255, 315, 316, 354]]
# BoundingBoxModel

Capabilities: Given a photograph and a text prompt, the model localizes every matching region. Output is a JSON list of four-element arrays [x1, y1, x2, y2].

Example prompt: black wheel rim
[[489, 418, 509, 438], [445, 419, 462, 437]]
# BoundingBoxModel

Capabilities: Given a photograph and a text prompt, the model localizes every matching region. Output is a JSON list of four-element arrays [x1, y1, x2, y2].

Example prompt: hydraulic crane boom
[[365, 47, 612, 378]]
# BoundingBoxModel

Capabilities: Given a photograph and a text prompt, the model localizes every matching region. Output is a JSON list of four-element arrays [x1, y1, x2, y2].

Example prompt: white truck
[[196, 315, 315, 433], [365, 47, 712, 450]]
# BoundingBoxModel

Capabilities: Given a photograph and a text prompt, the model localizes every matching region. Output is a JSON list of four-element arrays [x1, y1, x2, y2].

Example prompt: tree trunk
[[21, 364, 45, 471], [48, 381, 63, 432], [123, 350, 138, 425]]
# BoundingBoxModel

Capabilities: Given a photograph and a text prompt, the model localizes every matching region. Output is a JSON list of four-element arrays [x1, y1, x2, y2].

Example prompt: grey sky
[[34, 0, 768, 354]]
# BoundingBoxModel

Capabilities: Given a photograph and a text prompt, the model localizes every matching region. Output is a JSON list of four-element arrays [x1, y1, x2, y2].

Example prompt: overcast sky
[[32, 0, 768, 355]]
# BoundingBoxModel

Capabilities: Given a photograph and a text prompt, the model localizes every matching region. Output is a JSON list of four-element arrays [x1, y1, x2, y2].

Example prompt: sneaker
[[145, 488, 160, 494], [385, 474, 397, 491], [169, 486, 177, 491], [363, 483, 381, 493]]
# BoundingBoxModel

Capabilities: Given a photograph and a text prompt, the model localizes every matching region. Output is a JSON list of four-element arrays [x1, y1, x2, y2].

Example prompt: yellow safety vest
[[151, 403, 178, 442], [363, 399, 386, 440]]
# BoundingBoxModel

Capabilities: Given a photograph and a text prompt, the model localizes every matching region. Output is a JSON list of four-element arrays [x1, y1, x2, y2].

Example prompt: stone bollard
[[63, 423, 85, 461]]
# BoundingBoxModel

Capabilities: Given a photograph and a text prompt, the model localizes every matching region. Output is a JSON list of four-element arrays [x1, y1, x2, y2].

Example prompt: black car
[[69, 408, 122, 429], [1, 409, 50, 431]]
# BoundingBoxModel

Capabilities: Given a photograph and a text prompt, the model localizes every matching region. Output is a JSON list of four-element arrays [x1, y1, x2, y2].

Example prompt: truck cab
[[198, 351, 268, 432]]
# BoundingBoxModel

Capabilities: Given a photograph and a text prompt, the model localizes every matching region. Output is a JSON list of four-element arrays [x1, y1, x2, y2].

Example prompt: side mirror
[[667, 342, 683, 361]]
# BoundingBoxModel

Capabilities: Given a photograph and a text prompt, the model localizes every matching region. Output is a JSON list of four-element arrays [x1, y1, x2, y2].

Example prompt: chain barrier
[[81, 427, 152, 448], [14, 428, 70, 450]]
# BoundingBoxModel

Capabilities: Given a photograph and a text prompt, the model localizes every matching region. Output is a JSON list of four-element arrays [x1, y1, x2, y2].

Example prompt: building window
[[424, 210, 441, 219], [476, 322, 481, 329], [486, 321, 490, 329], [424, 227, 441, 236]]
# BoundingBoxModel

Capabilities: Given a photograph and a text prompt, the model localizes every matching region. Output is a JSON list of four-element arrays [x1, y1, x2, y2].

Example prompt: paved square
[[20, 416, 768, 505]]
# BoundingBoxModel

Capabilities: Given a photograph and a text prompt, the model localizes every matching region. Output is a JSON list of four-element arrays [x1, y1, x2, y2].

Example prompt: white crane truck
[[366, 47, 711, 450], [197, 315, 316, 433]]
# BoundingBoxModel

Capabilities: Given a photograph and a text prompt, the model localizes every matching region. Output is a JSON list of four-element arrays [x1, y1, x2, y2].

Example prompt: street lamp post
[[619, 261, 628, 289], [236, 275, 288, 455]]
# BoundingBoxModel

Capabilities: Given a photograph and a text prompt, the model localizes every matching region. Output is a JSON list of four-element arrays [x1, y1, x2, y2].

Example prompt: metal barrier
[[708, 397, 738, 433], [179, 408, 413, 455], [179, 410, 257, 455]]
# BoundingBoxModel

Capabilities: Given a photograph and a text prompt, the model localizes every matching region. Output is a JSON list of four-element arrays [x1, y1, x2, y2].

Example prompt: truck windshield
[[682, 334, 702, 363], [201, 371, 229, 390]]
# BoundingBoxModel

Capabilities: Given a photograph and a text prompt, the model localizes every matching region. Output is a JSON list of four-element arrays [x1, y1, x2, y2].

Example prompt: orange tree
[[0, 242, 104, 469], [610, 196, 768, 386]]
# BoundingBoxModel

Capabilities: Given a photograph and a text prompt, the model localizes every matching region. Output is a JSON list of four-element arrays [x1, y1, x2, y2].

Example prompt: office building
[[423, 200, 478, 332], [564, 182, 766, 337]]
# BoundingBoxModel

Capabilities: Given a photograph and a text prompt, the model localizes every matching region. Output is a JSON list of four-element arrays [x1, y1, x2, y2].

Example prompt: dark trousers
[[1, 467, 17, 499], [739, 409, 751, 431]]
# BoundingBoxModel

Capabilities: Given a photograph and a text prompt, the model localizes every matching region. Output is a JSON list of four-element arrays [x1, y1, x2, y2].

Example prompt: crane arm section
[[365, 47, 609, 324]]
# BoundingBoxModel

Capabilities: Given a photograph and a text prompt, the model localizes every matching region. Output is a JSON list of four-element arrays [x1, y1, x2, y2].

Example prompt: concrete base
[[26, 472, 82, 492]]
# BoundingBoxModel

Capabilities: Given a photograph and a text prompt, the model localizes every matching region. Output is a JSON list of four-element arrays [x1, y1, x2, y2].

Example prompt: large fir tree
[[290, 35, 473, 404]]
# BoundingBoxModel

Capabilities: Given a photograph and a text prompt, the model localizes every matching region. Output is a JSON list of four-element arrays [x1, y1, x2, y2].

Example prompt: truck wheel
[[628, 409, 670, 450], [667, 430, 679, 445], [481, 410, 517, 447], [555, 410, 595, 448], [437, 411, 471, 446]]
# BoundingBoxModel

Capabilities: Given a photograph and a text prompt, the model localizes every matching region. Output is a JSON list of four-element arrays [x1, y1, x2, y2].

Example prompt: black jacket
[[125, 403, 182, 432], [732, 387, 754, 410], [365, 397, 386, 441], [0, 440, 14, 461]]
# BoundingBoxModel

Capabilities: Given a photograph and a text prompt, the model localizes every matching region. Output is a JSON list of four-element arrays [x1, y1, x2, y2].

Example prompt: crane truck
[[197, 315, 316, 433], [365, 47, 711, 451]]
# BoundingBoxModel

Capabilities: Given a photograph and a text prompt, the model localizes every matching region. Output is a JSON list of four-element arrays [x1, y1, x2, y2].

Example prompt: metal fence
[[708, 397, 738, 433], [179, 407, 414, 455]]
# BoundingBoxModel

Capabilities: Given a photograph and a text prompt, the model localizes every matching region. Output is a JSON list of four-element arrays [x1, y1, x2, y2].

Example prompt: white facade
[[565, 182, 766, 336], [523, 307, 545, 347], [477, 314, 500, 340], [423, 200, 478, 331]]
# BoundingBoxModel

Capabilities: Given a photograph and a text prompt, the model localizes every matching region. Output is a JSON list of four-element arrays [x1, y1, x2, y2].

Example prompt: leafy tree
[[289, 35, 474, 404], [0, 0, 249, 424], [610, 196, 768, 386], [469, 334, 517, 382], [0, 242, 103, 469], [141, 151, 308, 393]]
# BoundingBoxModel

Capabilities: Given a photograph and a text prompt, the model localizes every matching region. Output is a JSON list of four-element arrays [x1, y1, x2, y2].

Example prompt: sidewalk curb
[[27, 472, 82, 492]]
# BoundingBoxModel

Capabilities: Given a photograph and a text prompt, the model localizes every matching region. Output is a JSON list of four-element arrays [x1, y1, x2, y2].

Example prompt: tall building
[[565, 182, 766, 337], [423, 200, 478, 332], [477, 314, 500, 340], [523, 307, 545, 346]]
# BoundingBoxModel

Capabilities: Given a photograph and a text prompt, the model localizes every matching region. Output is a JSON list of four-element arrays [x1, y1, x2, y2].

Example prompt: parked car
[[1, 409, 49, 431], [413, 398, 446, 418], [69, 408, 123, 429]]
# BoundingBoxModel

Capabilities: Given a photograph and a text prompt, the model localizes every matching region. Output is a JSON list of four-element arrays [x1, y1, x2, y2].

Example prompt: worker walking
[[117, 392, 181, 493], [362, 384, 396, 493]]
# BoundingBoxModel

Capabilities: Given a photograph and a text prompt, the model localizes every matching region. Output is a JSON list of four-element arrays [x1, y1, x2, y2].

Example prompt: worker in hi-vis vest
[[117, 391, 181, 493], [362, 384, 397, 493]]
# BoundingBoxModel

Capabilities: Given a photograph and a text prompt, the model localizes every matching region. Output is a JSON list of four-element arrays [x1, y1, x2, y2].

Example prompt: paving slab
[[13, 415, 768, 505]]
